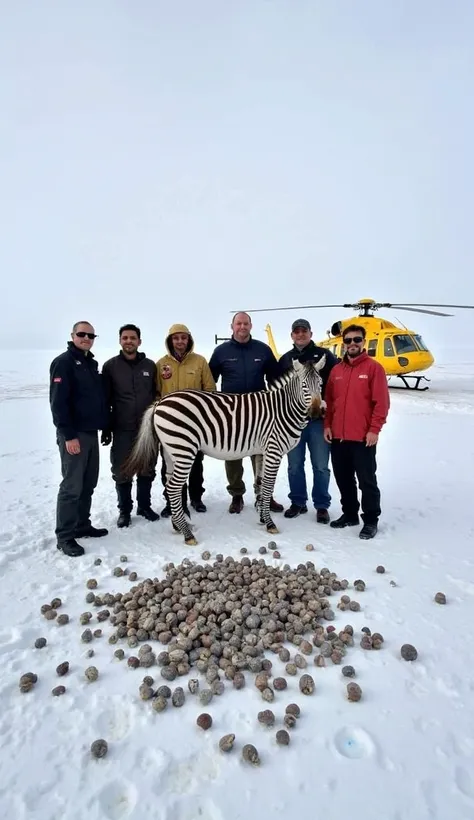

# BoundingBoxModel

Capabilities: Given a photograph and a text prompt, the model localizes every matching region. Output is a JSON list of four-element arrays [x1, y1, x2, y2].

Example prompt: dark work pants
[[111, 430, 156, 484], [225, 456, 261, 497], [111, 429, 157, 512], [160, 448, 205, 503], [330, 439, 381, 524], [55, 431, 99, 541]]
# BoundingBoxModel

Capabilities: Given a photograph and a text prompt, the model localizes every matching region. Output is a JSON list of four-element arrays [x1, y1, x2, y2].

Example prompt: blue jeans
[[287, 418, 331, 509]]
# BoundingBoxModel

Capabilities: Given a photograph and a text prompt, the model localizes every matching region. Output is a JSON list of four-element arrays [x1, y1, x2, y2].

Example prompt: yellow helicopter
[[224, 298, 474, 391]]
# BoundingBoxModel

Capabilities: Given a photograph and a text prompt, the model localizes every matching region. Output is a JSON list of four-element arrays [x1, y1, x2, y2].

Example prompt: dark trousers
[[55, 431, 99, 541], [111, 429, 157, 513], [330, 439, 381, 524], [225, 455, 261, 497], [160, 448, 205, 503]]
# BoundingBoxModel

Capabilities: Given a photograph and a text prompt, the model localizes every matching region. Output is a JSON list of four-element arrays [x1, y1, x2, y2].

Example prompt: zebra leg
[[253, 454, 264, 514], [166, 457, 197, 546], [259, 450, 282, 534]]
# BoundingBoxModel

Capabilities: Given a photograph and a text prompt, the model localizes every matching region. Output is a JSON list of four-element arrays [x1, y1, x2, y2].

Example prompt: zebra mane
[[267, 361, 304, 391]]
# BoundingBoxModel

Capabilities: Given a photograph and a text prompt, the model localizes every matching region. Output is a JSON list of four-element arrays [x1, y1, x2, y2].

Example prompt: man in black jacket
[[279, 319, 338, 522], [209, 311, 284, 514], [101, 324, 159, 527], [49, 321, 109, 557]]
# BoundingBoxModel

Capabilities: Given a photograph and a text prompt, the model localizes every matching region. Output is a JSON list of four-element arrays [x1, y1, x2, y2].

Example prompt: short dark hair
[[343, 324, 366, 340], [72, 320, 93, 333], [119, 324, 141, 338]]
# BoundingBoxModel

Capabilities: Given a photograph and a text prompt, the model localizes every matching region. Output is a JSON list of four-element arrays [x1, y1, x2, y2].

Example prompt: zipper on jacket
[[341, 365, 354, 441]]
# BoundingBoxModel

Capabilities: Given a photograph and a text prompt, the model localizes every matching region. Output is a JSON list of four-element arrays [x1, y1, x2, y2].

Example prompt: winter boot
[[330, 514, 359, 529], [229, 495, 244, 513], [116, 482, 133, 528], [57, 538, 85, 557], [136, 476, 160, 521], [284, 504, 308, 519], [359, 522, 378, 540], [191, 499, 207, 512], [316, 508, 330, 524], [75, 526, 109, 538]]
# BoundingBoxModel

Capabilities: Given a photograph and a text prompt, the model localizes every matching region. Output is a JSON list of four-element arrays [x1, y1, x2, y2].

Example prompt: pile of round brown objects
[[95, 556, 357, 693]]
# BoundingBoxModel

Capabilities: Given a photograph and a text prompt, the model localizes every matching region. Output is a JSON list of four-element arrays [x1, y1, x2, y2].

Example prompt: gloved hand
[[101, 430, 112, 446]]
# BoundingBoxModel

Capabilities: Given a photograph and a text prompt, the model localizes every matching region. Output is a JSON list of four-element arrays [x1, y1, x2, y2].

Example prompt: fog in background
[[1, 0, 473, 363]]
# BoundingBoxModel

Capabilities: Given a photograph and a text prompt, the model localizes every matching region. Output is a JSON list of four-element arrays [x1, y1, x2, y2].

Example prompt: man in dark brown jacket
[[101, 324, 159, 527]]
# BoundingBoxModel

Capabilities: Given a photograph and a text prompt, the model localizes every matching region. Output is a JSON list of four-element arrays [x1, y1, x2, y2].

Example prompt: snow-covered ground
[[1, 348, 474, 820]]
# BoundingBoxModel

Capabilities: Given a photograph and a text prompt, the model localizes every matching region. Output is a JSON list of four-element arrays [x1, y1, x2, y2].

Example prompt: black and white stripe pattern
[[125, 357, 326, 544]]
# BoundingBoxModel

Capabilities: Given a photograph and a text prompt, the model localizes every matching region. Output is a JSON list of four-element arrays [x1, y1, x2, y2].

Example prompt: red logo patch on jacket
[[161, 365, 172, 380], [53, 377, 62, 383]]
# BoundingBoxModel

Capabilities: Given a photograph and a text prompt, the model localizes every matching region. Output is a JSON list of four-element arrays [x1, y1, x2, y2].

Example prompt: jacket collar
[[343, 351, 369, 367], [230, 334, 252, 348], [118, 350, 146, 364], [67, 341, 94, 361]]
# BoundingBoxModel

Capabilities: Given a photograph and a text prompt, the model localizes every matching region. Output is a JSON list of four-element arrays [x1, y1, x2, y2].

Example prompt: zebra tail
[[121, 403, 159, 478]]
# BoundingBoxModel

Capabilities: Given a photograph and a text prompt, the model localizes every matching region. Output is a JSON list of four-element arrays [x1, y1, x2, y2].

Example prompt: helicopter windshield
[[393, 334, 418, 354], [414, 335, 428, 351]]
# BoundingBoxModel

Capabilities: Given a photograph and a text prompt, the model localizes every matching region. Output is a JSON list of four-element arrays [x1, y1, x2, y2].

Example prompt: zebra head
[[292, 356, 326, 418]]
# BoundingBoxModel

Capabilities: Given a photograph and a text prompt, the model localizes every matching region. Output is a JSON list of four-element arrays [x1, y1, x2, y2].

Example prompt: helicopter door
[[367, 340, 377, 357], [384, 338, 395, 356]]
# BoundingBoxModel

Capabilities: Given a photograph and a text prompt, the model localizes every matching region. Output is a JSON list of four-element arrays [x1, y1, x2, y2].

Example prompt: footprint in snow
[[157, 753, 222, 796], [454, 766, 474, 800], [94, 780, 138, 820], [164, 796, 225, 820], [95, 699, 134, 742], [333, 725, 376, 760]]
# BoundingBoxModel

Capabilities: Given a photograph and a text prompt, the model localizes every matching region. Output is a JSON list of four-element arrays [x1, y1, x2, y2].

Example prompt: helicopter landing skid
[[389, 374, 431, 391]]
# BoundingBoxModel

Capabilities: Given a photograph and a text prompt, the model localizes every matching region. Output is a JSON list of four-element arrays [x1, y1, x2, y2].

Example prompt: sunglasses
[[343, 336, 363, 344], [75, 332, 97, 339]]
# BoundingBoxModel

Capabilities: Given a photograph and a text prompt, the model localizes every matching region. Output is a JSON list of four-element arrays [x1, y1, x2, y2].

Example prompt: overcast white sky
[[1, 0, 473, 358]]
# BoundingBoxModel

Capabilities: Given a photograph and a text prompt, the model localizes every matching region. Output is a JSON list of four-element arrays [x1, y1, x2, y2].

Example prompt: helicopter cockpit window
[[393, 335, 418, 354], [367, 340, 377, 357], [414, 335, 428, 351], [383, 338, 395, 357]]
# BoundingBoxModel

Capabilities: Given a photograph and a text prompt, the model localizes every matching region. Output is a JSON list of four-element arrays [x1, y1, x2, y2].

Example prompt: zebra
[[123, 357, 326, 545]]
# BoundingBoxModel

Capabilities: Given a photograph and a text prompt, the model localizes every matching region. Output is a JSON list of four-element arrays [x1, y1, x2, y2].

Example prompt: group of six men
[[49, 312, 389, 557]]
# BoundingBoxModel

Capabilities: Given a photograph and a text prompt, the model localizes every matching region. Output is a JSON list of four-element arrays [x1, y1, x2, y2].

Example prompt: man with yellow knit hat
[[156, 323, 216, 516]]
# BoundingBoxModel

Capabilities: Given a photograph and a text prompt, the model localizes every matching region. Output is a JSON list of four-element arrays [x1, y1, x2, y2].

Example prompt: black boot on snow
[[359, 522, 378, 540], [117, 511, 131, 528], [330, 514, 359, 529], [57, 538, 85, 557], [137, 507, 160, 521], [160, 503, 171, 518], [116, 482, 133, 528]]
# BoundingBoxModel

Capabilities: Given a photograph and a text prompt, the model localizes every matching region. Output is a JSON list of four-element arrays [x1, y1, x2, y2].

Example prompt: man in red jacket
[[323, 324, 389, 539]]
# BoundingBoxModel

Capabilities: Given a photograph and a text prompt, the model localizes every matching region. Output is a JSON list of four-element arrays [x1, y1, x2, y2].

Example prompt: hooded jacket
[[324, 351, 390, 441], [156, 324, 216, 396], [102, 351, 157, 432]]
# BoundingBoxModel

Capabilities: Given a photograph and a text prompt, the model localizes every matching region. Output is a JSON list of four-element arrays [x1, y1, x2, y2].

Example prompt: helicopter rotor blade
[[230, 304, 345, 314], [388, 305, 453, 317], [390, 303, 474, 309]]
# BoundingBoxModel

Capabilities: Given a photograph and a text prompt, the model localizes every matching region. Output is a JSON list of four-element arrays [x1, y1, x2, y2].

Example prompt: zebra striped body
[[124, 357, 326, 544]]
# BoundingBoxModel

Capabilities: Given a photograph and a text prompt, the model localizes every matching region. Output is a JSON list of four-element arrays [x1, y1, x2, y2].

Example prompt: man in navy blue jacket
[[279, 318, 338, 523], [209, 311, 284, 514], [49, 321, 109, 557]]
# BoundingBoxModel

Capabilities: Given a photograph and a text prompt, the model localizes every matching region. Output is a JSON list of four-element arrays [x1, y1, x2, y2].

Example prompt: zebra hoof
[[185, 536, 198, 546], [266, 524, 279, 535]]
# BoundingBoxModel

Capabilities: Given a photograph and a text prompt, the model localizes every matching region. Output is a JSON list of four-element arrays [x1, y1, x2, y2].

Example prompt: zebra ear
[[292, 358, 304, 373], [314, 354, 326, 371]]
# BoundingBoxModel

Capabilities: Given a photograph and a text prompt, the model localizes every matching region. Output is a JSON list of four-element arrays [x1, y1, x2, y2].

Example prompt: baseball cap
[[291, 318, 311, 332]]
